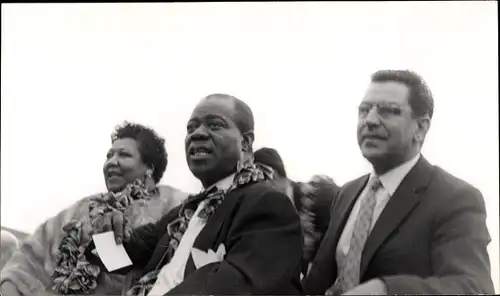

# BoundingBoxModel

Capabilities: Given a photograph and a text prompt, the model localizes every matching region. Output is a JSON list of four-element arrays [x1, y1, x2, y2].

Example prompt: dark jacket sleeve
[[85, 205, 180, 273], [165, 190, 304, 295], [123, 206, 181, 268], [381, 185, 495, 294]]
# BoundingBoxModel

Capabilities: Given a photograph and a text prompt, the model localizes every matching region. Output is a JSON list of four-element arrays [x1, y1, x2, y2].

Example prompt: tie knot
[[208, 186, 219, 194], [200, 185, 219, 195], [369, 176, 383, 192]]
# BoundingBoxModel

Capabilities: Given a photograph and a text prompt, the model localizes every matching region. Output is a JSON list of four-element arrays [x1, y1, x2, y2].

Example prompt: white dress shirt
[[336, 154, 420, 260], [147, 173, 235, 296]]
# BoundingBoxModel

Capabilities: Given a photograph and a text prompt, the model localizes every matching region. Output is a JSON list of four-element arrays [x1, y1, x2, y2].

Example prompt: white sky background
[[1, 2, 498, 291]]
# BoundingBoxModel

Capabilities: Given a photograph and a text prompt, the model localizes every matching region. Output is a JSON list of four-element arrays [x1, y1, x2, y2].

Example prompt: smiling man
[[302, 70, 494, 295], [89, 94, 303, 295]]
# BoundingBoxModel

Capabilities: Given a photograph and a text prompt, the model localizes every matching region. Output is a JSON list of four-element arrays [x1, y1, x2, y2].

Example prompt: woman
[[254, 147, 340, 276], [0, 122, 188, 296]]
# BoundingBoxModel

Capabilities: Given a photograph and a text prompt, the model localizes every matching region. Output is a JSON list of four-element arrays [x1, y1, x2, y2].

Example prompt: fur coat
[[0, 185, 187, 296], [290, 175, 340, 267]]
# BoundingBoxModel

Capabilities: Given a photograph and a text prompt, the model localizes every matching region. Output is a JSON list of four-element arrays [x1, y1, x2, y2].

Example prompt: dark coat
[[90, 182, 304, 295], [303, 156, 495, 295]]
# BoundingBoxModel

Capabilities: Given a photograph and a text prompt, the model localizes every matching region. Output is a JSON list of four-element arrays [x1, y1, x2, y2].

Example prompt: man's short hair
[[204, 93, 254, 134], [371, 70, 434, 119], [254, 147, 287, 178]]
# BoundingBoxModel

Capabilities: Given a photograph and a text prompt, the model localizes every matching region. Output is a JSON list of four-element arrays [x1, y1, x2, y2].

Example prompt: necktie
[[326, 176, 383, 295]]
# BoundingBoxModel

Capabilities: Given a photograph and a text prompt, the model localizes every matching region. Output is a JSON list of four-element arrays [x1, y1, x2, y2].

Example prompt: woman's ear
[[144, 166, 155, 189]]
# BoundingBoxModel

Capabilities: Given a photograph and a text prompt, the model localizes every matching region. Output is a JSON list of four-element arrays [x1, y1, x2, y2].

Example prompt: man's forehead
[[363, 81, 410, 104], [190, 97, 236, 119]]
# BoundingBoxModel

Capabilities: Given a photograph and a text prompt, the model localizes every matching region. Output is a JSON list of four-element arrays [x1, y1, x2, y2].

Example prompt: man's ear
[[242, 131, 255, 152], [415, 116, 431, 144]]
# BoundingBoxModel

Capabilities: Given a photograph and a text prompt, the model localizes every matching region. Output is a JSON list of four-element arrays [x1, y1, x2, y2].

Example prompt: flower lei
[[126, 161, 275, 296], [51, 179, 157, 294]]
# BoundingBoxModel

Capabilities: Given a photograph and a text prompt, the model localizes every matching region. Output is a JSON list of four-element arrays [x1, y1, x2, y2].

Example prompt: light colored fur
[[0, 185, 188, 295], [0, 231, 19, 271]]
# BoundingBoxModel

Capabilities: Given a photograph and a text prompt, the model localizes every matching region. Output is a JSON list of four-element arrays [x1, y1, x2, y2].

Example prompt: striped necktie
[[326, 176, 383, 295]]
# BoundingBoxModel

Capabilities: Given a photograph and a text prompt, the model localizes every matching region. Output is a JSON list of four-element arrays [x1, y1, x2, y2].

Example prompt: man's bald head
[[186, 93, 256, 187], [203, 94, 255, 134]]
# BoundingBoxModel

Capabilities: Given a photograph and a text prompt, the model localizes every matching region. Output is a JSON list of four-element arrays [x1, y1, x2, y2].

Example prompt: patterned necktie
[[326, 176, 383, 295]]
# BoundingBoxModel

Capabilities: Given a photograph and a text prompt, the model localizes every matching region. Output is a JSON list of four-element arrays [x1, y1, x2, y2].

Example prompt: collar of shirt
[[285, 182, 295, 202], [204, 173, 236, 193], [371, 153, 421, 196]]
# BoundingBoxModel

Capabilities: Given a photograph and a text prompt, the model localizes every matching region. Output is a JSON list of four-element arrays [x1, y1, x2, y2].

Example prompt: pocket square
[[191, 243, 226, 269]]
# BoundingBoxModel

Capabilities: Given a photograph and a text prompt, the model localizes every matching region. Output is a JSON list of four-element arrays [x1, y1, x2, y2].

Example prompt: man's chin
[[189, 164, 213, 180], [361, 148, 387, 163]]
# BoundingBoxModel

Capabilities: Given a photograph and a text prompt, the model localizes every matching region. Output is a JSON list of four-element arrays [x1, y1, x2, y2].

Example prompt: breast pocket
[[371, 230, 431, 277]]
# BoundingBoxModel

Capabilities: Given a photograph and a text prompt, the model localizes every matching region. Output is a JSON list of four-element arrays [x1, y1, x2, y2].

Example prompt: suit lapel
[[184, 189, 241, 276], [304, 176, 368, 293], [331, 175, 370, 246], [184, 251, 196, 275], [360, 156, 434, 277]]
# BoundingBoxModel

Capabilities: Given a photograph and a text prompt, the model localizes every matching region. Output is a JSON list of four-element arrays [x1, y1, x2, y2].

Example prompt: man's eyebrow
[[360, 101, 401, 106], [206, 114, 228, 122]]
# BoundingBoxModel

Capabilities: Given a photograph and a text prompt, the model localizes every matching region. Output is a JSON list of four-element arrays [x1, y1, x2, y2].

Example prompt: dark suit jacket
[[302, 156, 495, 295], [90, 182, 304, 295]]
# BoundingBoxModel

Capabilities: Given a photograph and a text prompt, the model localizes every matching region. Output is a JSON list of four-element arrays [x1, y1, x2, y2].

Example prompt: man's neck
[[372, 150, 421, 176], [201, 171, 236, 190]]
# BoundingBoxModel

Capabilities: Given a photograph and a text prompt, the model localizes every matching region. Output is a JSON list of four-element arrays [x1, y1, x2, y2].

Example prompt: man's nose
[[189, 125, 210, 141], [364, 107, 381, 128]]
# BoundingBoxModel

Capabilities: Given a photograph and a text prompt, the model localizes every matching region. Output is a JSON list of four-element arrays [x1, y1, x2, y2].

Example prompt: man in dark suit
[[90, 94, 303, 295], [302, 70, 495, 295]]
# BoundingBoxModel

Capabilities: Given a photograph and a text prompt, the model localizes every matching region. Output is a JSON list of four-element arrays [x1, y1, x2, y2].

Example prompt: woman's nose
[[105, 154, 119, 167]]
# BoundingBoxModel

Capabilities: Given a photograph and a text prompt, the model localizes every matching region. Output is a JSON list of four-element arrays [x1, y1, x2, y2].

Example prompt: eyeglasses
[[358, 103, 404, 119]]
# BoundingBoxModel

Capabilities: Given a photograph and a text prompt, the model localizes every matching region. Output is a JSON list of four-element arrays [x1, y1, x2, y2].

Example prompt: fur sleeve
[[124, 185, 188, 228], [0, 196, 95, 295]]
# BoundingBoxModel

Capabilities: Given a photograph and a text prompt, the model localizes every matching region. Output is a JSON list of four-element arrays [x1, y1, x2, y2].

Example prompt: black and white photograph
[[1, 2, 498, 295]]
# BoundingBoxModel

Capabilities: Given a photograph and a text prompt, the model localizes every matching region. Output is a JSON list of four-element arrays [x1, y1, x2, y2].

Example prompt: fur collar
[[292, 175, 337, 262]]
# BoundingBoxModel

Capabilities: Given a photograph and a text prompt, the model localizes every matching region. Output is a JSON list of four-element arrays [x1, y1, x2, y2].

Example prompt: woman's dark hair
[[254, 147, 287, 178], [111, 121, 168, 183]]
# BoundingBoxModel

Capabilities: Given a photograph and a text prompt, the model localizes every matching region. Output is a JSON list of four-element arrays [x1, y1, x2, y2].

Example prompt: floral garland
[[126, 161, 275, 296], [51, 179, 156, 294]]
